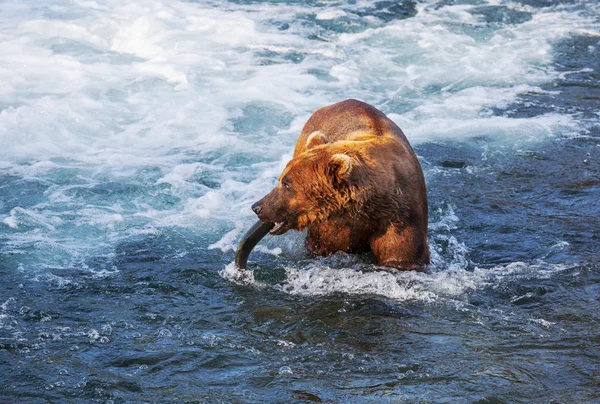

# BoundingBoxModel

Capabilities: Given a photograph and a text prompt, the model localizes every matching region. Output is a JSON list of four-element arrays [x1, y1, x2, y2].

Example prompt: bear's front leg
[[369, 223, 429, 271], [306, 217, 371, 256]]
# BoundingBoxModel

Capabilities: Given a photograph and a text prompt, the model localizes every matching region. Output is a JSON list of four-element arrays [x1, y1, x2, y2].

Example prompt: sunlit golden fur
[[253, 99, 429, 270], [304, 131, 327, 149]]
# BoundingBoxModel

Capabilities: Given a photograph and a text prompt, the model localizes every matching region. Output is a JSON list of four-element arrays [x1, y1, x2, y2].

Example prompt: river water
[[1, 0, 599, 402]]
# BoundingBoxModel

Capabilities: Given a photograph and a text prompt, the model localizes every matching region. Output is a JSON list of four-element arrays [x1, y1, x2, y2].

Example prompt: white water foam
[[1, 0, 592, 164], [221, 258, 573, 302]]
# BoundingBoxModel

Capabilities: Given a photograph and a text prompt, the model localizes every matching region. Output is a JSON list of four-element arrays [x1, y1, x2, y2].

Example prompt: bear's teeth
[[270, 221, 286, 234]]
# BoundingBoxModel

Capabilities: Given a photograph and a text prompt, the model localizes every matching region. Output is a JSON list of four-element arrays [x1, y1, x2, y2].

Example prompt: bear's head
[[251, 147, 363, 235]]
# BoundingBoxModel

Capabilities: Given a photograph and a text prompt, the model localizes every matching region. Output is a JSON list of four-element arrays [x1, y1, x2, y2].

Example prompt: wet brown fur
[[253, 99, 429, 270]]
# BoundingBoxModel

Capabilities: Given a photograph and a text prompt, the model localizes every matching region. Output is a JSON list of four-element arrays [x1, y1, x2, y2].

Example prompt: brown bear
[[240, 99, 429, 271]]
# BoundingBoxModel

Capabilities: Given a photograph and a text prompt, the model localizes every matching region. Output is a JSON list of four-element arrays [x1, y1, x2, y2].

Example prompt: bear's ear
[[327, 153, 353, 187], [305, 131, 328, 150]]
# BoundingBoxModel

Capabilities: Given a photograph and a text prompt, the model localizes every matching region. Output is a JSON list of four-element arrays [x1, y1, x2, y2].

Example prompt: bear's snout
[[251, 201, 263, 215], [251, 192, 290, 228]]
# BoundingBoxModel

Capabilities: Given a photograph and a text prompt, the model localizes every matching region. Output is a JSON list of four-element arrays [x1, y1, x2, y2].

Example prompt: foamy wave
[[278, 265, 437, 301], [220, 262, 258, 286], [3, 207, 64, 231], [2, 0, 591, 165], [221, 256, 572, 302]]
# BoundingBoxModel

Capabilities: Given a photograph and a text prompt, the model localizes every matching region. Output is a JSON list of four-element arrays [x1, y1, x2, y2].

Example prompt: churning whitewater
[[1, 0, 599, 402]]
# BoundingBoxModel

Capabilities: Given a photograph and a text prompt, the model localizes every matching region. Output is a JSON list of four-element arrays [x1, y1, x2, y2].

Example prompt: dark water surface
[[1, 0, 599, 402]]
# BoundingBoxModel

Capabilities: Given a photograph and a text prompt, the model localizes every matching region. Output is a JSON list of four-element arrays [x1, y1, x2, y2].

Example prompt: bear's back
[[293, 99, 408, 157]]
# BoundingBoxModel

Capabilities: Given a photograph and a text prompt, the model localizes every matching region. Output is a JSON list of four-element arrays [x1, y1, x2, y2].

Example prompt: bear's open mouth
[[270, 219, 289, 235]]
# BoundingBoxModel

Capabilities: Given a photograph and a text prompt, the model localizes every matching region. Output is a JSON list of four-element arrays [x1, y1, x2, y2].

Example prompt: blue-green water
[[1, 0, 599, 402]]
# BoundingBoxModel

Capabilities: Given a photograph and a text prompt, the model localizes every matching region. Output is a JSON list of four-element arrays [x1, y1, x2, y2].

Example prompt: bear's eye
[[282, 177, 292, 189]]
